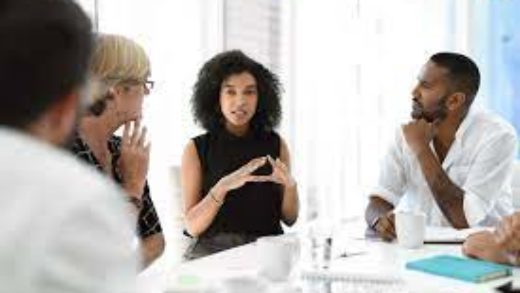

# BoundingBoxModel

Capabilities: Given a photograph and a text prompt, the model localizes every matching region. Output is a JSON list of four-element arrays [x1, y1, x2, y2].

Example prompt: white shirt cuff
[[370, 187, 401, 207], [463, 190, 489, 227]]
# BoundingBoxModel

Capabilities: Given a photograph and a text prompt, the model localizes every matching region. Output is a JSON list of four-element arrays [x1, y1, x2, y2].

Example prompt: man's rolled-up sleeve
[[370, 131, 407, 206]]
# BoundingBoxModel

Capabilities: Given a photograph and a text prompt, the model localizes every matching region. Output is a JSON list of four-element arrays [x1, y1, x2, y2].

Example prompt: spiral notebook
[[301, 269, 403, 284]]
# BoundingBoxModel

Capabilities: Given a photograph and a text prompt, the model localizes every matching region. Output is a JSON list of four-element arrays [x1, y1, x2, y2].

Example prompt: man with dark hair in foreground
[[0, 0, 137, 292], [365, 52, 517, 240]]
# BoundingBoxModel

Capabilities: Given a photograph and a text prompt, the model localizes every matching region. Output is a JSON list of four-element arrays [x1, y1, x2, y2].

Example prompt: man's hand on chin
[[402, 119, 436, 154]]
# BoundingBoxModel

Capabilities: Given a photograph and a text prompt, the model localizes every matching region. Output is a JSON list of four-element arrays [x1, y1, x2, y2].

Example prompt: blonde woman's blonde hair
[[87, 33, 150, 115]]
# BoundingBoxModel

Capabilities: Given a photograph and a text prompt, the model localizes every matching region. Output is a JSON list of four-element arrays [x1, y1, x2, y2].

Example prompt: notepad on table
[[424, 226, 493, 244], [301, 269, 402, 284], [406, 255, 511, 283]]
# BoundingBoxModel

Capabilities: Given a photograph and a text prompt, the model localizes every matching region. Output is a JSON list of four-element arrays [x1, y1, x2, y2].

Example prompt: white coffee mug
[[256, 235, 300, 281], [395, 211, 426, 249]]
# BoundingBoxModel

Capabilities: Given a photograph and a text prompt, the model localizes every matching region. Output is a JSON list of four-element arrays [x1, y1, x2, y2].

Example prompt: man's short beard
[[411, 95, 448, 123]]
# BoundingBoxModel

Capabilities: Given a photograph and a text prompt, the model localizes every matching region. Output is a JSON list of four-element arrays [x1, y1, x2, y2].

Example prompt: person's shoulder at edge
[[469, 106, 518, 139], [0, 127, 138, 289], [0, 127, 131, 214]]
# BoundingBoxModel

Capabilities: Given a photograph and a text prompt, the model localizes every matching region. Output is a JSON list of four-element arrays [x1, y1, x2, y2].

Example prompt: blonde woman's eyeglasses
[[105, 77, 155, 92]]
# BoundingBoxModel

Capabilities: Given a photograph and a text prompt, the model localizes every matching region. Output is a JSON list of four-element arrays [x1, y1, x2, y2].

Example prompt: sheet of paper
[[424, 226, 494, 243]]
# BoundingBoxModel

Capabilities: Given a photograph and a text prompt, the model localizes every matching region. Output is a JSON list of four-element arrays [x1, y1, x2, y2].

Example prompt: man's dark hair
[[0, 0, 93, 128], [191, 50, 282, 132], [430, 52, 480, 108]]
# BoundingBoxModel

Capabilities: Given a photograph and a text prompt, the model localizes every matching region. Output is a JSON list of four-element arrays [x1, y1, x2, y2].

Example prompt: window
[[470, 1, 520, 156], [279, 0, 464, 222]]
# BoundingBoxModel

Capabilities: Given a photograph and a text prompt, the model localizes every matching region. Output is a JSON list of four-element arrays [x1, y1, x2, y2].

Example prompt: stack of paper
[[424, 226, 494, 244]]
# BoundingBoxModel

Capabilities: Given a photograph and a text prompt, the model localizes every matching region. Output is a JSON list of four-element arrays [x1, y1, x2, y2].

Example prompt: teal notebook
[[406, 255, 511, 283]]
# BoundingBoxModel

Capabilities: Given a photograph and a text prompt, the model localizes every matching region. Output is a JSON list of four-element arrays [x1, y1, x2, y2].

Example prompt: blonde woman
[[70, 34, 164, 269]]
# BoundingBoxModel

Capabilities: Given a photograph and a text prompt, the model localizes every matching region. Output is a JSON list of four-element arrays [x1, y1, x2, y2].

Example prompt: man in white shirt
[[365, 52, 517, 241], [0, 0, 137, 292]]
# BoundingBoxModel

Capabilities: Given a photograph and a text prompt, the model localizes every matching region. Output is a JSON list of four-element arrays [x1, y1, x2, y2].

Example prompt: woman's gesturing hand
[[266, 155, 296, 188], [213, 156, 270, 195]]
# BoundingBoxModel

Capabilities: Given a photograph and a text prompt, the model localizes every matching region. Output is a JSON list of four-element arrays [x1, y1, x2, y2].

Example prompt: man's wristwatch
[[370, 216, 381, 230]]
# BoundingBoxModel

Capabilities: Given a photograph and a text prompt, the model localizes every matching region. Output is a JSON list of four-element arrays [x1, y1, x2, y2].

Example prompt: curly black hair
[[191, 50, 282, 132]]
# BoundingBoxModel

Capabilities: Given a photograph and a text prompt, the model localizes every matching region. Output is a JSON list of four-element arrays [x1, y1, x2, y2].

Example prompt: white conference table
[[165, 221, 517, 292]]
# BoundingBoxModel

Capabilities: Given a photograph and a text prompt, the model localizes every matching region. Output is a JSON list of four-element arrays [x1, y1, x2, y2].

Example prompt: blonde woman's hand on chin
[[118, 119, 151, 200]]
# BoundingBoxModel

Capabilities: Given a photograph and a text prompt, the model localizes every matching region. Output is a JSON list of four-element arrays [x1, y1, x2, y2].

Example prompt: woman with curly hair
[[181, 50, 299, 259]]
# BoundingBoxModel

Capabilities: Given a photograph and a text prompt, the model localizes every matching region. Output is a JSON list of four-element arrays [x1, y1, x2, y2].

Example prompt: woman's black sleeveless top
[[193, 129, 284, 238]]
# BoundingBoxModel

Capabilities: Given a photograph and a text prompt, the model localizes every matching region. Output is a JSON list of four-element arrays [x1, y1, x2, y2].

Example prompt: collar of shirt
[[438, 107, 477, 169], [71, 134, 123, 183]]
